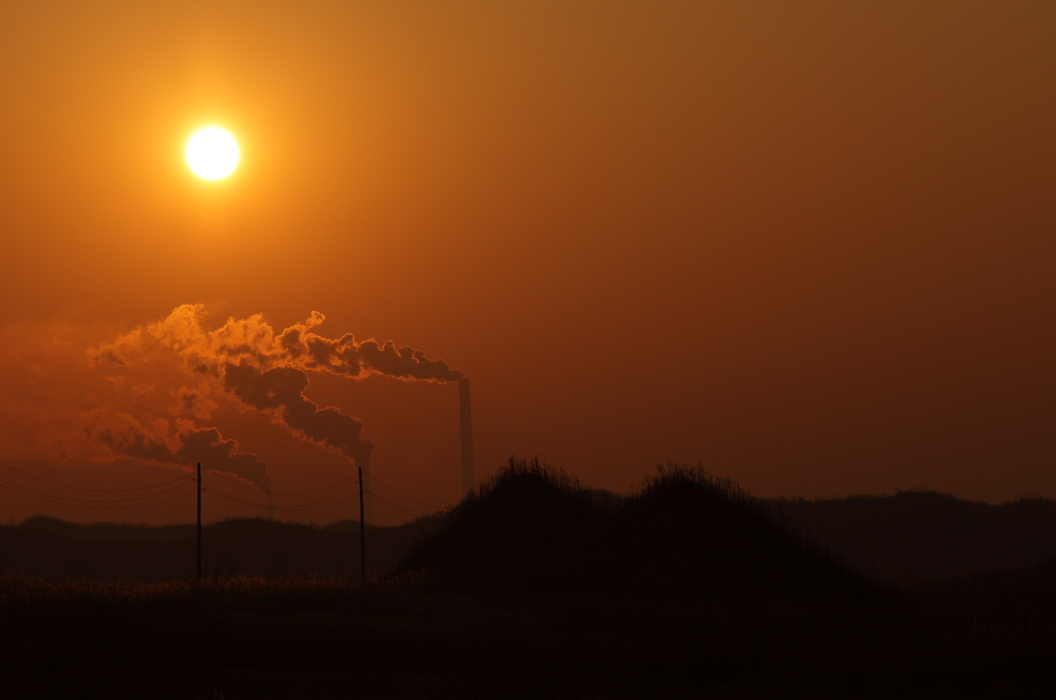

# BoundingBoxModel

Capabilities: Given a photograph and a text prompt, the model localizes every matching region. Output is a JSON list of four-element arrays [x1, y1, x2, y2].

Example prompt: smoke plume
[[90, 415, 272, 497], [91, 305, 462, 473], [276, 312, 463, 382], [223, 362, 372, 468], [95, 304, 463, 384], [0, 306, 461, 522]]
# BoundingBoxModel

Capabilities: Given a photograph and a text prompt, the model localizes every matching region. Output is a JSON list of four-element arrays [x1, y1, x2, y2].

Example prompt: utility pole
[[358, 466, 366, 579], [196, 462, 202, 580]]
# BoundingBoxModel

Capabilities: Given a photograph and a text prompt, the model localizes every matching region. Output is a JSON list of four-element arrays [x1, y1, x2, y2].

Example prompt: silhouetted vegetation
[[1, 460, 1054, 698]]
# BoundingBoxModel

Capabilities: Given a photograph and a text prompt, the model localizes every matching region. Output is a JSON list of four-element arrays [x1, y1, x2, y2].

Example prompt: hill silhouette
[[771, 490, 1056, 581], [400, 459, 871, 600]]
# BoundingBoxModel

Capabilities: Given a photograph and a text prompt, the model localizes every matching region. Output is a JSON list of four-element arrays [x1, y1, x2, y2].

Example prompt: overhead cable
[[0, 459, 192, 493], [0, 482, 197, 510], [204, 487, 363, 512], [0, 474, 194, 503], [366, 489, 431, 517], [204, 468, 356, 495], [367, 472, 447, 510]]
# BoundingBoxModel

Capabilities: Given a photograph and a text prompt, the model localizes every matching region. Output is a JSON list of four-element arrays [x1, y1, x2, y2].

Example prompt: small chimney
[[459, 377, 474, 497]]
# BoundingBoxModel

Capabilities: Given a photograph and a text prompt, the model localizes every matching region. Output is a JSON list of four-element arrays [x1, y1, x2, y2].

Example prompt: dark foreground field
[[1, 461, 1054, 699]]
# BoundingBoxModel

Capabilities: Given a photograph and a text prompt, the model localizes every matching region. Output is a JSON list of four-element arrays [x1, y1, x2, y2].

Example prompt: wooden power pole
[[196, 462, 202, 580], [358, 466, 366, 579]]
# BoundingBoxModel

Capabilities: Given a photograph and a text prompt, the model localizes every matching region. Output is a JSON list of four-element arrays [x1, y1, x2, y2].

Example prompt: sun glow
[[185, 127, 240, 180]]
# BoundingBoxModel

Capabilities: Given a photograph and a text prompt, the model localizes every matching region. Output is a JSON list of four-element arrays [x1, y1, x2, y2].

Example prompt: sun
[[185, 127, 240, 180]]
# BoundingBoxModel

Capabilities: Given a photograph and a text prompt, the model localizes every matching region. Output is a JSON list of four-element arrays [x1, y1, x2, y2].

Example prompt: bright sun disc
[[185, 127, 240, 180]]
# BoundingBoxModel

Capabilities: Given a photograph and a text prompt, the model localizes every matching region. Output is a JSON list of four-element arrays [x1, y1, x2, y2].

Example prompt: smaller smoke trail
[[277, 317, 463, 382], [90, 418, 273, 509]]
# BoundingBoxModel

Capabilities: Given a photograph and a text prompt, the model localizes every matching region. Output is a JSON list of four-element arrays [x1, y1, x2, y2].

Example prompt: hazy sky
[[1, 1, 1055, 525]]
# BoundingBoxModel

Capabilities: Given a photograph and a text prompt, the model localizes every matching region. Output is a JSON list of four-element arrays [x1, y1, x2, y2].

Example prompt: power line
[[201, 487, 271, 509], [0, 456, 432, 518], [200, 471, 437, 518], [201, 473, 358, 510], [207, 487, 357, 512], [204, 477, 424, 517], [205, 466, 447, 512], [0, 459, 192, 493], [204, 486, 363, 512], [203, 468, 356, 496], [0, 482, 197, 510], [367, 489, 431, 517], [0, 474, 194, 504], [251, 483, 356, 510], [367, 472, 448, 510]]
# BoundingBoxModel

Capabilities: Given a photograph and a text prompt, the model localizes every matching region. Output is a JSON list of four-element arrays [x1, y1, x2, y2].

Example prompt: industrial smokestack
[[459, 377, 474, 497]]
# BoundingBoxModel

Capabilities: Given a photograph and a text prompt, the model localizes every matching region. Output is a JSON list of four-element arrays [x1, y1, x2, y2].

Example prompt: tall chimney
[[459, 377, 474, 497]]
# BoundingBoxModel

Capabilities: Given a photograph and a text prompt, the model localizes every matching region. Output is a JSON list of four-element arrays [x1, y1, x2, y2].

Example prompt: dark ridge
[[770, 490, 1056, 581], [18, 516, 194, 541], [399, 459, 874, 600], [0, 515, 444, 581]]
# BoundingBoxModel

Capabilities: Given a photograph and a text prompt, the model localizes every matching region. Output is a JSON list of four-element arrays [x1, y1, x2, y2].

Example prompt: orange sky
[[1, 1, 1055, 525]]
